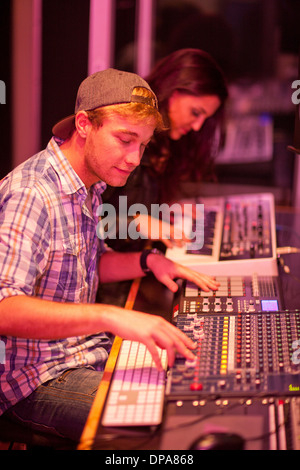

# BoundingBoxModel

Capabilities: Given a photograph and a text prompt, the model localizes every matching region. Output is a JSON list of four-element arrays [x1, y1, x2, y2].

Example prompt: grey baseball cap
[[52, 68, 158, 140]]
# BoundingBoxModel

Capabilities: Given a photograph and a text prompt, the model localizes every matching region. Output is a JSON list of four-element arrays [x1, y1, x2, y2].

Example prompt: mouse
[[189, 432, 245, 450]]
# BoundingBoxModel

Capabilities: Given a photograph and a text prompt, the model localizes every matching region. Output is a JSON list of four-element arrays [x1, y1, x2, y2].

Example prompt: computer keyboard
[[101, 340, 167, 427]]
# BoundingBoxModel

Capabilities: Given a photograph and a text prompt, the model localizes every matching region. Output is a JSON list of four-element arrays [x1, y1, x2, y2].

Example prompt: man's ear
[[75, 111, 92, 138]]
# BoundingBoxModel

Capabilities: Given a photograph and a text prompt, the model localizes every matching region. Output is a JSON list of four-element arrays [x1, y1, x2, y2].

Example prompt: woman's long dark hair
[[145, 48, 228, 202]]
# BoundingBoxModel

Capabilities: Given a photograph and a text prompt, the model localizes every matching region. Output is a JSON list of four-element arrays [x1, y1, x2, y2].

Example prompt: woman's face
[[168, 90, 221, 140]]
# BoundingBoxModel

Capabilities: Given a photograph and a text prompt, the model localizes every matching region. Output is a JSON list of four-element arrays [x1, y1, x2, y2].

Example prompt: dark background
[[1, 0, 300, 197]]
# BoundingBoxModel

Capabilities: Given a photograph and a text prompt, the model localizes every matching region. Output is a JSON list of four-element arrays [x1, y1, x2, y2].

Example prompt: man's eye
[[119, 137, 131, 145]]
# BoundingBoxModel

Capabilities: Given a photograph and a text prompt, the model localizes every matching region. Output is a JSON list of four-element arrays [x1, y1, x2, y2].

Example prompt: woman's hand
[[133, 214, 191, 248]]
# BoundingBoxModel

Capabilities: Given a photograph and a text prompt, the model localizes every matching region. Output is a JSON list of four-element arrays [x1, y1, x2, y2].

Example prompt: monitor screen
[[261, 299, 279, 311]]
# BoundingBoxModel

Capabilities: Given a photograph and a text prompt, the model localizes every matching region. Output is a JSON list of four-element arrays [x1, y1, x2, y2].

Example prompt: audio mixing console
[[179, 273, 283, 315], [161, 275, 300, 449], [220, 194, 272, 260], [167, 309, 300, 398], [99, 186, 300, 448], [186, 193, 273, 260], [166, 193, 278, 276]]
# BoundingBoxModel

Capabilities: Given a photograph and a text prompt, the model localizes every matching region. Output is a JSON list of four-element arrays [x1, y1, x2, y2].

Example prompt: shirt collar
[[47, 137, 107, 199]]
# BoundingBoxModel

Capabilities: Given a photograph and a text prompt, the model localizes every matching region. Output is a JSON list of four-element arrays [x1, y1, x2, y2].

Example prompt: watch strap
[[140, 248, 162, 274]]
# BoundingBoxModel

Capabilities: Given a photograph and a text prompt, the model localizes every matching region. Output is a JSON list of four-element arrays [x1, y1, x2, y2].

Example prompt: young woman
[[103, 48, 228, 249]]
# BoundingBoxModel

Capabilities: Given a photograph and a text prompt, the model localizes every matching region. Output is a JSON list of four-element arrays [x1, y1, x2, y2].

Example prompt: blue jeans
[[3, 367, 103, 441]]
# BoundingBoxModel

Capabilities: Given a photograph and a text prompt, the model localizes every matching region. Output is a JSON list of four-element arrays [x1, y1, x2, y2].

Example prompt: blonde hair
[[86, 86, 165, 132]]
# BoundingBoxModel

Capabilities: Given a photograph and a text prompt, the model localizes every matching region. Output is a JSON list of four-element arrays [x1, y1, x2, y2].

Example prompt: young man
[[0, 69, 218, 441]]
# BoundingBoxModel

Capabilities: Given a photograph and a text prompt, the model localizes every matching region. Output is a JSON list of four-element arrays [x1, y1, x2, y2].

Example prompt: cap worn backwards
[[52, 68, 158, 140]]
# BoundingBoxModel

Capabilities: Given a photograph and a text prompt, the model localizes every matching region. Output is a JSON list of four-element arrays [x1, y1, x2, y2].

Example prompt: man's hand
[[147, 252, 219, 293], [106, 307, 197, 370]]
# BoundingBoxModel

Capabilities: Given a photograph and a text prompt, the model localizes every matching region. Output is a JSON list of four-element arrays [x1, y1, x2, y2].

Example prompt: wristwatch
[[140, 248, 163, 274]]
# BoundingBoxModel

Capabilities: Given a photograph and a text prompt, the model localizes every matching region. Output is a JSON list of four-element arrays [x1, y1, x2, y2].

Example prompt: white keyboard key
[[102, 340, 167, 427]]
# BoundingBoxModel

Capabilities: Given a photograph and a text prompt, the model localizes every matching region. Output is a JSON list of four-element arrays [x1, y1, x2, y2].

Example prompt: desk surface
[[79, 207, 300, 451]]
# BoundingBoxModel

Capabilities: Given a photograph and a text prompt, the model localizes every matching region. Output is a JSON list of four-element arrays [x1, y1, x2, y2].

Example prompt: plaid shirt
[[0, 138, 111, 415]]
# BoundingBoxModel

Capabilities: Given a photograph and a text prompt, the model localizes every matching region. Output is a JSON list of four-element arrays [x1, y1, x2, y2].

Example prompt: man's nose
[[124, 148, 141, 167]]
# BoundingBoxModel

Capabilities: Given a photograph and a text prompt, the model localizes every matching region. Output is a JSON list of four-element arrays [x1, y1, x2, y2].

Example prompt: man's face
[[82, 115, 156, 187]]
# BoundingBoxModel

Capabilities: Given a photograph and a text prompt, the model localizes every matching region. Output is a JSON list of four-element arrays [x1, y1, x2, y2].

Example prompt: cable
[[277, 254, 300, 282], [277, 246, 300, 255], [278, 256, 291, 274]]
